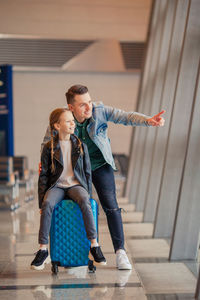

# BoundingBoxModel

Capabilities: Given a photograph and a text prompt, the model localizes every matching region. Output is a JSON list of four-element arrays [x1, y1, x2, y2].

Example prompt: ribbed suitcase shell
[[50, 199, 98, 267]]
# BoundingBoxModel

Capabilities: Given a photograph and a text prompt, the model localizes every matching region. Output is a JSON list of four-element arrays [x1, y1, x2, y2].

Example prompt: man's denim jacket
[[42, 102, 150, 170]]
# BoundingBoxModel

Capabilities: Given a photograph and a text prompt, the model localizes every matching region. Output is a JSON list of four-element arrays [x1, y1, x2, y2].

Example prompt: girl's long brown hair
[[49, 108, 82, 173]]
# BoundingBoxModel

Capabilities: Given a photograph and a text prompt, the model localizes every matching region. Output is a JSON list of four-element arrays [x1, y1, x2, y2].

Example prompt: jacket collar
[[70, 134, 81, 169], [53, 134, 80, 167], [53, 138, 63, 165]]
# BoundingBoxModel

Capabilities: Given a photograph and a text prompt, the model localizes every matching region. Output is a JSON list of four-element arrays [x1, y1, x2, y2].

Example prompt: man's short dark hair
[[65, 84, 88, 104]]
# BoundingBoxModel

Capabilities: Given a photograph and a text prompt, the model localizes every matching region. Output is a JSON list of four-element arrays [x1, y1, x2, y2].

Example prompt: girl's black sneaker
[[31, 249, 51, 270], [89, 246, 107, 266]]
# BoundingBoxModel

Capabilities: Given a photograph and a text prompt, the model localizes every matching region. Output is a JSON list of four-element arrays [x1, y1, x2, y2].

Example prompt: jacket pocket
[[96, 123, 108, 135]]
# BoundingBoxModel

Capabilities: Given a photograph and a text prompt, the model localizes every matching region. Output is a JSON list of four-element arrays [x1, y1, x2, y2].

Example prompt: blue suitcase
[[50, 198, 98, 274]]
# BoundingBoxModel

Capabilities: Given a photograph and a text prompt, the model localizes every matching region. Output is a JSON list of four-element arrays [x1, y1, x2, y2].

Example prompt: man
[[42, 84, 165, 270]]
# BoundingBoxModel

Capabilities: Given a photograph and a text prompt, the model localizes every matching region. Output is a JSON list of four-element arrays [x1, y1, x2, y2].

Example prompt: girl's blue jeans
[[39, 185, 97, 245]]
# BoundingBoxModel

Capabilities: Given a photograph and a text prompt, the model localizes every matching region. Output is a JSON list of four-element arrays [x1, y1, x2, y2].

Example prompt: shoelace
[[93, 247, 100, 255], [34, 250, 47, 260], [92, 246, 104, 258], [118, 252, 129, 263]]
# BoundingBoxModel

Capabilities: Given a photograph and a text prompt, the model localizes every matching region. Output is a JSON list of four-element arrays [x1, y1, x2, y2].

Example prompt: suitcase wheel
[[51, 262, 58, 274], [88, 259, 96, 273]]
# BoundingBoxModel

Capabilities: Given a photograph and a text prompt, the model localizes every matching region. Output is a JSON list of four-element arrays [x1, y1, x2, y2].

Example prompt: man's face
[[68, 92, 93, 123]]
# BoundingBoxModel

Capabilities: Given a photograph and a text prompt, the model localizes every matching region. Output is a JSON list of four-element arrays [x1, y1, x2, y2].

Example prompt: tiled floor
[[0, 182, 199, 299]]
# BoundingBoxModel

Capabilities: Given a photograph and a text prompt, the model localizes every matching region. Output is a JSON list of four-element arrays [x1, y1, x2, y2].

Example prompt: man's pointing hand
[[147, 110, 165, 126]]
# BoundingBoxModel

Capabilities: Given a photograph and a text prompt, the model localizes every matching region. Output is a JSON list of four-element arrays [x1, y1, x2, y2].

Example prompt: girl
[[31, 108, 106, 270]]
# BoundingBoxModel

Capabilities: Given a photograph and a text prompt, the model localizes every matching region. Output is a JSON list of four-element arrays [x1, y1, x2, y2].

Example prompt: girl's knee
[[42, 199, 54, 212], [78, 196, 91, 209]]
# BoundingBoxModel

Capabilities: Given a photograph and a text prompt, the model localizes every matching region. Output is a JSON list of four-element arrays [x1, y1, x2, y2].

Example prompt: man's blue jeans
[[92, 163, 125, 252]]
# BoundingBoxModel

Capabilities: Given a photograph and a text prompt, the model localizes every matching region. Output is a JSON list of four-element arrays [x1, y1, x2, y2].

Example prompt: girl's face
[[54, 111, 75, 135]]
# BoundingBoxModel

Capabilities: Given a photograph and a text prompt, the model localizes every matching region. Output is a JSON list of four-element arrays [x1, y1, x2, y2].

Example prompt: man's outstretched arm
[[103, 105, 165, 127]]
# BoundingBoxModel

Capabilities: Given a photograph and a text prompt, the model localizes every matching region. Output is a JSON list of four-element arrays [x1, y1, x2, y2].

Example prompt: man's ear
[[68, 103, 74, 112]]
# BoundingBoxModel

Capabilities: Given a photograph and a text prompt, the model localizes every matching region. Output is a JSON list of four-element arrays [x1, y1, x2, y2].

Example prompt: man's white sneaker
[[116, 249, 132, 270]]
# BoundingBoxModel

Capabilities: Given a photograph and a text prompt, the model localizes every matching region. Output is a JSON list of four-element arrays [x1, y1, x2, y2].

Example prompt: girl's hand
[[39, 209, 42, 215]]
